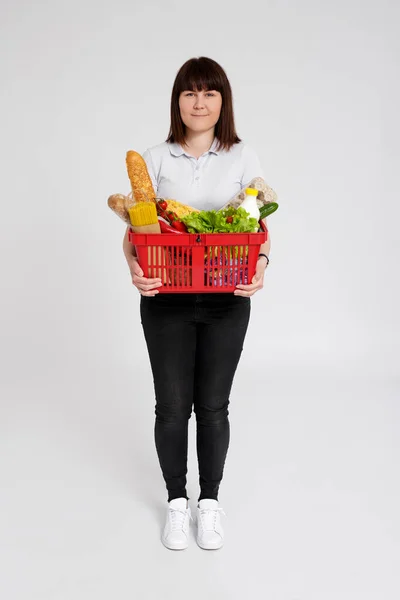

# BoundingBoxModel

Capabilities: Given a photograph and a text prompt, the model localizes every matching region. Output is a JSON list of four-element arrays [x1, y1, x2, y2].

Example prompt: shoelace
[[169, 508, 194, 531], [198, 507, 227, 531]]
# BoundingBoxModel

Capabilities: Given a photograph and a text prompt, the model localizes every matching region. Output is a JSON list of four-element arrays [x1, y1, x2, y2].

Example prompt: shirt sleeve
[[241, 144, 265, 187], [142, 148, 158, 196]]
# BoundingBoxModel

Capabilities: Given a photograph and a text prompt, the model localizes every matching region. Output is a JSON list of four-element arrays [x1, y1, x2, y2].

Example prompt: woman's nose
[[193, 96, 205, 109]]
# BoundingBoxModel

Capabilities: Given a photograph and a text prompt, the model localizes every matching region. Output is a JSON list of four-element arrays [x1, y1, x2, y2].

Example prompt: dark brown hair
[[166, 57, 241, 152]]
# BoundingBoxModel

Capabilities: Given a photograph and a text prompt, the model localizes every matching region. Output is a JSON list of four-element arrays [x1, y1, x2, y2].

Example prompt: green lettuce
[[182, 207, 259, 234]]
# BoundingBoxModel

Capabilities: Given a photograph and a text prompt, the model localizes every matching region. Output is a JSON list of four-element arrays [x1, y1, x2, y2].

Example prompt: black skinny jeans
[[140, 293, 251, 503]]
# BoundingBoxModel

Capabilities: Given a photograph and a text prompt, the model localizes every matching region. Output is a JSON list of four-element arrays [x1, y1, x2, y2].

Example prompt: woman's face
[[179, 88, 222, 134]]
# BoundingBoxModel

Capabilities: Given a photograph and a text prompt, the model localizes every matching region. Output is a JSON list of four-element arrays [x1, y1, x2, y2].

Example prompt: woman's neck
[[182, 129, 215, 158]]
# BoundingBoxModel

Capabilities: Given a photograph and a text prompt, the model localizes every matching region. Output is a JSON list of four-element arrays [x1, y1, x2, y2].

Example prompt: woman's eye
[[185, 92, 215, 97]]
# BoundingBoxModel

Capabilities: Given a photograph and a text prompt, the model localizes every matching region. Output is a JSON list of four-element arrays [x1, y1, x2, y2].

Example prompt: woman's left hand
[[234, 258, 267, 297]]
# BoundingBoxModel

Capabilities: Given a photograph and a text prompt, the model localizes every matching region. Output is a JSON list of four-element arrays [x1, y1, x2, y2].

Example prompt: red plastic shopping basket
[[128, 220, 268, 293]]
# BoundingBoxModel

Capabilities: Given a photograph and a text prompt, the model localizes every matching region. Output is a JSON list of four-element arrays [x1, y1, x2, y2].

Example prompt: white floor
[[1, 357, 399, 600]]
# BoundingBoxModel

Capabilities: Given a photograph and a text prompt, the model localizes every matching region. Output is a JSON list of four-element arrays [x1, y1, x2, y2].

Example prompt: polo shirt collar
[[168, 137, 220, 157]]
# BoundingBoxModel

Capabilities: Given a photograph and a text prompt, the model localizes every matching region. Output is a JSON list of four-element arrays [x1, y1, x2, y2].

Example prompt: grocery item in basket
[[107, 193, 131, 224], [259, 202, 279, 219], [122, 191, 136, 210], [181, 207, 258, 233], [158, 217, 185, 234], [240, 188, 260, 231], [128, 201, 161, 233], [161, 198, 200, 219], [126, 150, 156, 202], [220, 177, 278, 211], [129, 202, 166, 282], [205, 258, 250, 287], [155, 198, 189, 231], [169, 219, 188, 232]]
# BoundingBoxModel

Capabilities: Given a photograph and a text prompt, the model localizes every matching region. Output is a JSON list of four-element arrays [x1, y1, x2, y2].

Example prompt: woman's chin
[[186, 121, 214, 133]]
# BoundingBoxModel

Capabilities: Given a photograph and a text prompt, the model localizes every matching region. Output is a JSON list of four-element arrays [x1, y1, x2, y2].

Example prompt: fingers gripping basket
[[128, 221, 268, 293]]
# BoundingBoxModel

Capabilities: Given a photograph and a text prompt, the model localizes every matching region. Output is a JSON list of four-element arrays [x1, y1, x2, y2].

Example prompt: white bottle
[[240, 188, 260, 231]]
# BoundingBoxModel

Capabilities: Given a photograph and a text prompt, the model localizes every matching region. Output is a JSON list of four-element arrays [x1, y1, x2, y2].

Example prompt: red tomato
[[159, 209, 172, 223], [172, 220, 188, 232], [226, 216, 234, 224]]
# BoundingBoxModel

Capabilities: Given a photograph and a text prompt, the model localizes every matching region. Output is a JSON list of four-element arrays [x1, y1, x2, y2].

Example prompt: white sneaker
[[196, 499, 226, 550], [161, 497, 193, 550]]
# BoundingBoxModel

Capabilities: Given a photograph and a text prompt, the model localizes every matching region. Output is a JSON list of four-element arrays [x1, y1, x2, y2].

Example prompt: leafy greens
[[181, 207, 259, 234]]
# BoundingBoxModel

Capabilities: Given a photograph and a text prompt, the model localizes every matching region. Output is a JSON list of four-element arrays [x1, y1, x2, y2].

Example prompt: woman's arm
[[258, 218, 271, 262], [234, 218, 271, 296], [122, 225, 162, 295]]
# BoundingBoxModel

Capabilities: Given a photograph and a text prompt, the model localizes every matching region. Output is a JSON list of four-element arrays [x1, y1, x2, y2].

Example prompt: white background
[[1, 0, 399, 598]]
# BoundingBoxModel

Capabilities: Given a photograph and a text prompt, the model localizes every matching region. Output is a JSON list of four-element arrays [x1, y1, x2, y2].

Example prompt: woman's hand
[[234, 257, 268, 297], [127, 255, 162, 296]]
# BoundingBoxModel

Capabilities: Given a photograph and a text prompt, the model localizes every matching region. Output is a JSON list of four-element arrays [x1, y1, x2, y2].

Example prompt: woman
[[122, 57, 271, 551]]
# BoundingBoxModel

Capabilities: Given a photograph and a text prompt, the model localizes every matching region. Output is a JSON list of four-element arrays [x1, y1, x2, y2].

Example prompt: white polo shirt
[[142, 138, 264, 211]]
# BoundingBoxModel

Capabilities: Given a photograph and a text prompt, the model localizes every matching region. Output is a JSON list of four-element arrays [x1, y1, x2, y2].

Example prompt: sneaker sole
[[196, 536, 223, 550], [161, 536, 189, 550]]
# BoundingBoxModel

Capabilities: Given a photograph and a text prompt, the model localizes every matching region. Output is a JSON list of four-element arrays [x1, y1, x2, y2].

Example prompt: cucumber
[[259, 202, 279, 220]]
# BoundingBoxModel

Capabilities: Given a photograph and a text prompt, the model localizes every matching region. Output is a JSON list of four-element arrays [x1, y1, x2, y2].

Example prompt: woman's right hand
[[127, 255, 162, 296]]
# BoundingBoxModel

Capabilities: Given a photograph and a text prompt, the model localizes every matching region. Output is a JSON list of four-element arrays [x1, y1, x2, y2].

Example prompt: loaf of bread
[[107, 193, 130, 224], [220, 177, 278, 211], [126, 151, 156, 202]]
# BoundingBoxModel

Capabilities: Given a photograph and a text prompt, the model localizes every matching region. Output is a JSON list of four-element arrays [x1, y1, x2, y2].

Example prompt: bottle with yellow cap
[[240, 187, 260, 231]]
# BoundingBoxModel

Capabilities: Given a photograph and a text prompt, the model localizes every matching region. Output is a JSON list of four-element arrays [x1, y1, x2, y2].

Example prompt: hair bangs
[[179, 61, 223, 94]]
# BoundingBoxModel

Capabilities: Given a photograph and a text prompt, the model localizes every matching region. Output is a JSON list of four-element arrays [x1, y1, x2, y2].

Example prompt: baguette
[[126, 150, 156, 202]]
